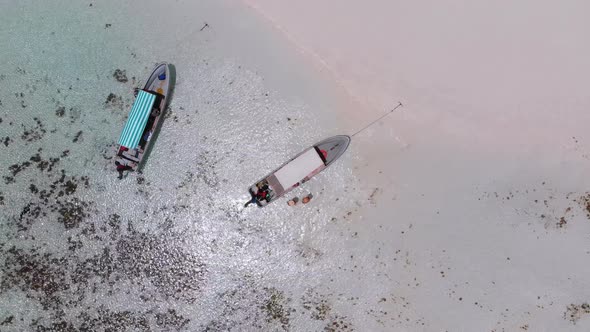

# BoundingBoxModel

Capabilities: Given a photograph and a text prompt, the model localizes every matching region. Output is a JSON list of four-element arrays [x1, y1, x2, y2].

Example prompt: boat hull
[[115, 63, 173, 173], [248, 135, 351, 207]]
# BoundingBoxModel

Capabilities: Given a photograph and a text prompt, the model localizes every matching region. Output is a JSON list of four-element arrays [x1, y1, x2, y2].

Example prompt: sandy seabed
[[1, 0, 590, 331]]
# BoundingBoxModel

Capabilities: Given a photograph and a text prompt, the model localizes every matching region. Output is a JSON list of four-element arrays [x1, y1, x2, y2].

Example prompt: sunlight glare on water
[[0, 1, 377, 331]]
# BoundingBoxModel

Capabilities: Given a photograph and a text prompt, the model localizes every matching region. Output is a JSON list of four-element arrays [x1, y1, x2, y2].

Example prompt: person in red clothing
[[115, 161, 133, 179], [245, 190, 267, 207], [245, 185, 270, 207]]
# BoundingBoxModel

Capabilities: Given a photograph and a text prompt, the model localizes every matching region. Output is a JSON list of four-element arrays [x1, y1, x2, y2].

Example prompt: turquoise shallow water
[[0, 1, 392, 331], [4, 1, 590, 331]]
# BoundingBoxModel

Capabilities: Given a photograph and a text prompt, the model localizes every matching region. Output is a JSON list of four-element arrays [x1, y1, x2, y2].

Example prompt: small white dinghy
[[248, 135, 351, 207], [115, 63, 172, 175]]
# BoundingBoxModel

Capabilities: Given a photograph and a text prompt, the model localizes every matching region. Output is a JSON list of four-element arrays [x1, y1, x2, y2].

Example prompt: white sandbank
[[244, 0, 590, 330]]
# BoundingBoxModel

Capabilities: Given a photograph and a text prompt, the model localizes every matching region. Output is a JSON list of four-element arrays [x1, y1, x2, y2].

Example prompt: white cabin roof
[[274, 148, 324, 189]]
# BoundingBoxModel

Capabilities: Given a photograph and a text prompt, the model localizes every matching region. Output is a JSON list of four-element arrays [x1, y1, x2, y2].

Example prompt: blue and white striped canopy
[[118, 90, 156, 149]]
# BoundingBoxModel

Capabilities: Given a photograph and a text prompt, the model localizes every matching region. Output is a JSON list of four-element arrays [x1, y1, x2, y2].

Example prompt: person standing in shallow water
[[244, 195, 257, 207], [245, 190, 267, 207], [115, 161, 133, 179]]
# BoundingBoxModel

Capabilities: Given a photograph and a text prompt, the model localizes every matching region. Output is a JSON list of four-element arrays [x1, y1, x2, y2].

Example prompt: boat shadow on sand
[[137, 64, 177, 173]]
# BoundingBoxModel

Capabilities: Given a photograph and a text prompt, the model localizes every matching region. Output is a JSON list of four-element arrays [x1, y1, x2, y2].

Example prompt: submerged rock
[[113, 69, 128, 83], [72, 130, 83, 143], [55, 106, 65, 117], [105, 93, 124, 110], [21, 117, 46, 142]]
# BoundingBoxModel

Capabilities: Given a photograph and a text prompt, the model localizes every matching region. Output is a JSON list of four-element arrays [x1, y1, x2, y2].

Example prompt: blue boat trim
[[118, 90, 156, 149]]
